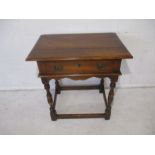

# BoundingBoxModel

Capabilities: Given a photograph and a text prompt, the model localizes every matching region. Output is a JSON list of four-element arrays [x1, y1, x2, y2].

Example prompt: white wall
[[0, 19, 155, 90]]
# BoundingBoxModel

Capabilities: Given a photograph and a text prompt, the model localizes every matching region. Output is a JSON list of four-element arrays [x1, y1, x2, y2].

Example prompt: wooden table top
[[26, 33, 133, 61]]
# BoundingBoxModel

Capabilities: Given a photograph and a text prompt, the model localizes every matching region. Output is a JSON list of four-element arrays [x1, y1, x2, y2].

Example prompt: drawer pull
[[97, 63, 105, 69], [76, 63, 81, 67], [54, 65, 63, 71]]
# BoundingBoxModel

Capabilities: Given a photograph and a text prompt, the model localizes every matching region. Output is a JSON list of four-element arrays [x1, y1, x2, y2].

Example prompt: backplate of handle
[[54, 65, 63, 71], [97, 63, 105, 69]]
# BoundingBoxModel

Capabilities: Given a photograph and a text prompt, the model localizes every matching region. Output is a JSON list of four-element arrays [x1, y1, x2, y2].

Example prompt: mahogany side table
[[26, 33, 133, 121]]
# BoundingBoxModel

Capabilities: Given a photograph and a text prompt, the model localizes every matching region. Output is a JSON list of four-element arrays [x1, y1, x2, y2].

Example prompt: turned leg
[[99, 78, 104, 93], [55, 80, 61, 94], [41, 78, 57, 121], [105, 76, 118, 120], [99, 78, 108, 108]]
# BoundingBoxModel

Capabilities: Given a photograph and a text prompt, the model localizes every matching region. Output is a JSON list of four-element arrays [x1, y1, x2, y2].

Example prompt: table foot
[[104, 107, 111, 120], [50, 107, 57, 121]]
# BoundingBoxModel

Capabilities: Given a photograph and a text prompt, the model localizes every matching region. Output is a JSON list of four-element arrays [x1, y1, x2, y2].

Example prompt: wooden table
[[26, 33, 133, 121]]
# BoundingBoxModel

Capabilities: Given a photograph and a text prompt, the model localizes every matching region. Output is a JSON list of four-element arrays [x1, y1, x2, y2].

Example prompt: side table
[[26, 33, 133, 121]]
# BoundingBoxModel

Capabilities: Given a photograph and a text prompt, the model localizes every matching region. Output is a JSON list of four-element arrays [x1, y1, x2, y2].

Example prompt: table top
[[26, 33, 133, 61]]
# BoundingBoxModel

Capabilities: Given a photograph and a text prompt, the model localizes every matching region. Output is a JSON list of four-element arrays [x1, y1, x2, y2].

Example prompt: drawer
[[37, 60, 121, 75]]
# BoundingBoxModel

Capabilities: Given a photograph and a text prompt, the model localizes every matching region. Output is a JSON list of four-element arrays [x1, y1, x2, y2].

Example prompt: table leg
[[41, 78, 57, 121], [55, 80, 61, 94], [105, 76, 118, 120], [99, 78, 104, 93]]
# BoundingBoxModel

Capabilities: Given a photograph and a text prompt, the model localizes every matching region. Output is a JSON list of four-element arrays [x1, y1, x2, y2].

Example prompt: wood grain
[[26, 33, 133, 61], [37, 60, 121, 75], [26, 33, 133, 121]]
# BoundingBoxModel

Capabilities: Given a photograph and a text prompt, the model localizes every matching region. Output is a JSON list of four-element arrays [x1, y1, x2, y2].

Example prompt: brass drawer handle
[[97, 63, 105, 69], [54, 65, 63, 71]]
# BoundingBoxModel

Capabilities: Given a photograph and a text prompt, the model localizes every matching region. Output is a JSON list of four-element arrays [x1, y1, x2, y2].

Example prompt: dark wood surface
[[26, 33, 133, 61], [37, 60, 121, 76], [26, 33, 133, 121]]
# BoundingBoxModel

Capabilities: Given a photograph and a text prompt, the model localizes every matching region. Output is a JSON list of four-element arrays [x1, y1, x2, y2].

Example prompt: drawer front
[[37, 60, 121, 75]]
